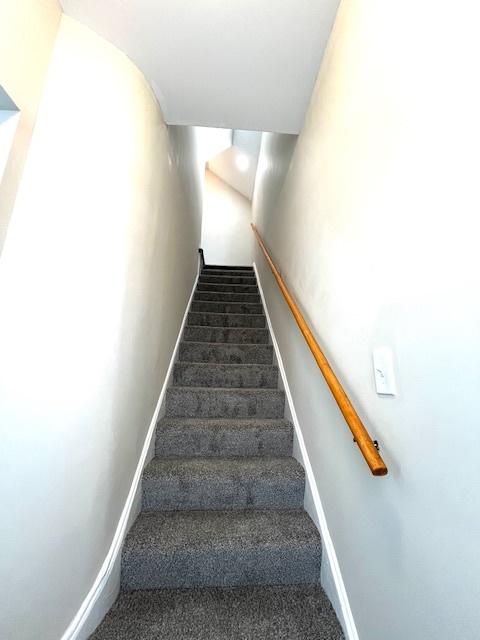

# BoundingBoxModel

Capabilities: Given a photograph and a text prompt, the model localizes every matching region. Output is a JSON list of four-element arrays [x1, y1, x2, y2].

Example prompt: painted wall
[[252, 1, 480, 639], [201, 169, 254, 266], [208, 132, 262, 201], [0, 15, 202, 640], [0, 0, 62, 253]]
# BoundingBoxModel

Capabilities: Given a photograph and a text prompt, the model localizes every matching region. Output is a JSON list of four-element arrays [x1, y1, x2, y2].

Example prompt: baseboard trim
[[253, 261, 359, 640], [60, 263, 200, 640]]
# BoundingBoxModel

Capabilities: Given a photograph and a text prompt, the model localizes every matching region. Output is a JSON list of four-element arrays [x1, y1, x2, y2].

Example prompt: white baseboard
[[253, 262, 359, 640], [60, 262, 200, 640]]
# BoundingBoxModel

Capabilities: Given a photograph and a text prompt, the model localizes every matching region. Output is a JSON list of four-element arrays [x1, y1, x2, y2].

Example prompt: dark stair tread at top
[[165, 386, 285, 419], [173, 362, 279, 388], [187, 311, 266, 328], [196, 282, 259, 293], [179, 341, 273, 364], [121, 509, 321, 589], [204, 264, 254, 271], [202, 269, 255, 277], [183, 326, 269, 344], [142, 456, 305, 511], [198, 275, 257, 285], [191, 301, 264, 314], [194, 290, 261, 302], [155, 417, 294, 458], [90, 585, 344, 640]]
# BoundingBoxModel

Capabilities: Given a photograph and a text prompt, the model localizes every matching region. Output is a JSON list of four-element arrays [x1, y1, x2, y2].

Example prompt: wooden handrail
[[251, 224, 388, 476]]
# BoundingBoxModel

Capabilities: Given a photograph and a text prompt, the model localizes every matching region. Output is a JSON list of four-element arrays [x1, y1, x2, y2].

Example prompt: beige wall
[[201, 169, 253, 265], [0, 15, 202, 640], [252, 1, 480, 638], [0, 0, 62, 252]]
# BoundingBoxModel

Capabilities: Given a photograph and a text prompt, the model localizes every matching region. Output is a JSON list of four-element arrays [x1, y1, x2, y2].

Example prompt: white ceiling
[[60, 0, 340, 134]]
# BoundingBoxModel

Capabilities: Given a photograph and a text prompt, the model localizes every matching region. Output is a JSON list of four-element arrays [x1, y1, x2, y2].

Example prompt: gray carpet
[[90, 585, 344, 640], [90, 265, 344, 639]]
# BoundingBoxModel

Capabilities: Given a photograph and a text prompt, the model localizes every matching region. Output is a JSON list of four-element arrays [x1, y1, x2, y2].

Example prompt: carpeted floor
[[91, 585, 344, 640]]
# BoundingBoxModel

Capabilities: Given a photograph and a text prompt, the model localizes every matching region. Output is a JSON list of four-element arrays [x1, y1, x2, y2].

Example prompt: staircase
[[91, 265, 344, 639]]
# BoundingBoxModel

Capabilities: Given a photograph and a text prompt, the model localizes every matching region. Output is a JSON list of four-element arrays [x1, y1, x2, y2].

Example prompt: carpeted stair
[[91, 264, 344, 639]]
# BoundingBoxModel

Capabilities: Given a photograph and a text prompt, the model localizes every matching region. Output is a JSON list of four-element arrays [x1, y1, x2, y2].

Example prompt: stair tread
[[192, 299, 262, 306], [183, 326, 269, 344], [145, 456, 304, 482], [188, 311, 265, 318], [173, 362, 278, 389], [191, 301, 264, 314], [186, 325, 267, 330], [180, 340, 272, 348], [197, 283, 259, 291], [200, 277, 256, 282], [179, 341, 273, 365], [124, 509, 320, 552], [91, 585, 343, 640], [204, 265, 254, 270], [175, 362, 277, 369], [202, 270, 254, 277], [155, 418, 293, 458], [168, 385, 284, 393], [199, 279, 256, 284], [158, 417, 292, 428], [142, 457, 305, 511], [121, 509, 321, 589]]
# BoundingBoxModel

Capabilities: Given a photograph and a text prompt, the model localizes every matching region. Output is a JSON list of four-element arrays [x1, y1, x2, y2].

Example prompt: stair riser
[[142, 477, 305, 511], [173, 363, 278, 388], [199, 275, 257, 285], [194, 291, 261, 303], [179, 342, 273, 364], [191, 301, 263, 314], [204, 265, 253, 272], [187, 312, 265, 328], [202, 270, 254, 278], [165, 388, 285, 419], [155, 423, 293, 457], [183, 326, 269, 344], [121, 547, 321, 590], [197, 283, 259, 294]]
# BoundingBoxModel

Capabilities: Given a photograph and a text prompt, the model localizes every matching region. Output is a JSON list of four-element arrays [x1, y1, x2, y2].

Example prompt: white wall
[[0, 15, 202, 640], [201, 169, 253, 266], [252, 1, 480, 639], [0, 0, 62, 253]]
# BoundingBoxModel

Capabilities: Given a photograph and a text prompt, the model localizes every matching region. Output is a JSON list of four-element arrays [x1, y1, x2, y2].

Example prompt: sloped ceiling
[[207, 130, 262, 200], [60, 0, 340, 134]]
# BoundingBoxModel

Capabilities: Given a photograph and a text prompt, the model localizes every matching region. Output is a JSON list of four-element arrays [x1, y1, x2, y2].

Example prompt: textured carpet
[[89, 264, 344, 639], [90, 585, 344, 640]]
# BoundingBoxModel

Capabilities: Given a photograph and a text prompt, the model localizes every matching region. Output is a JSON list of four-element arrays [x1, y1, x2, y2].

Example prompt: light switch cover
[[373, 346, 397, 395]]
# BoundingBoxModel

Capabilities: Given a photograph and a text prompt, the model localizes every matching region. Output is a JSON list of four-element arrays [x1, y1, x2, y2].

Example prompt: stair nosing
[[180, 340, 272, 346], [168, 386, 284, 392], [185, 325, 268, 331], [192, 302, 262, 306], [174, 362, 278, 369], [188, 312, 265, 318]]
